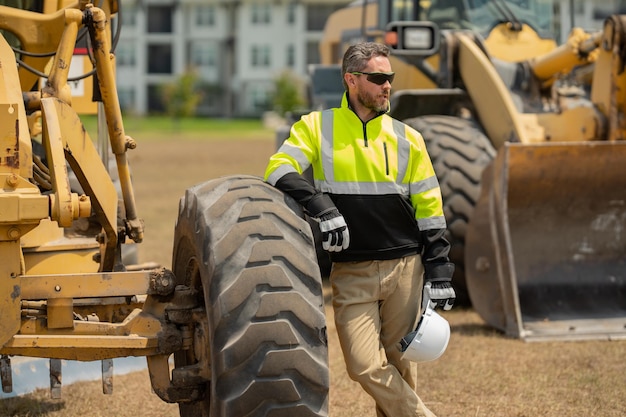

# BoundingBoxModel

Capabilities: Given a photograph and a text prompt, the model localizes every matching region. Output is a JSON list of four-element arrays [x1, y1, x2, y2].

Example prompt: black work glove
[[318, 209, 350, 252], [306, 192, 349, 253], [424, 262, 456, 310], [272, 173, 350, 252]]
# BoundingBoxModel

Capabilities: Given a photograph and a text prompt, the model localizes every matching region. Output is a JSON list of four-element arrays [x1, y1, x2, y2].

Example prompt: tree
[[272, 70, 305, 117], [161, 69, 202, 127]]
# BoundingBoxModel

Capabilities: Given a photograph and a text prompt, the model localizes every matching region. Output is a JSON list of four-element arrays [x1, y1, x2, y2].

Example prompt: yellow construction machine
[[0, 1, 328, 415], [315, 0, 626, 341]]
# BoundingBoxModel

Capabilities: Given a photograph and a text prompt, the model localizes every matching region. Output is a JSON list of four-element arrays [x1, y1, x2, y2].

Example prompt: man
[[264, 42, 455, 417]]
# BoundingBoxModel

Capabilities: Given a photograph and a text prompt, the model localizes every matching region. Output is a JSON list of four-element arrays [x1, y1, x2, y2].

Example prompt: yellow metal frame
[[0, 1, 177, 373]]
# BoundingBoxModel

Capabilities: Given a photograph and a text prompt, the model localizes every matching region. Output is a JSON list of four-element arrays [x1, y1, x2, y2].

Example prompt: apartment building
[[115, 0, 350, 117], [115, 0, 624, 117]]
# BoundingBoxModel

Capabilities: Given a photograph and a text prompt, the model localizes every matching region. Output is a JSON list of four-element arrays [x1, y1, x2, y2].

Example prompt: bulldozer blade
[[466, 141, 626, 341]]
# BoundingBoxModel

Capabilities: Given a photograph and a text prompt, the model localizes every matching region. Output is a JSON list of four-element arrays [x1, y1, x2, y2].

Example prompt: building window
[[121, 3, 137, 27], [251, 45, 271, 67], [195, 4, 215, 26], [251, 87, 270, 112], [251, 3, 271, 24], [148, 44, 172, 74], [116, 43, 136, 67], [306, 41, 320, 66], [287, 2, 296, 25], [118, 88, 136, 112], [191, 42, 216, 67], [198, 83, 223, 111], [286, 44, 295, 68], [147, 84, 165, 113], [147, 6, 173, 33]]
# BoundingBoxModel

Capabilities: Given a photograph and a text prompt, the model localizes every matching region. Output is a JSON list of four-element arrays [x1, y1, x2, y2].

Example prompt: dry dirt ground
[[1, 135, 625, 417]]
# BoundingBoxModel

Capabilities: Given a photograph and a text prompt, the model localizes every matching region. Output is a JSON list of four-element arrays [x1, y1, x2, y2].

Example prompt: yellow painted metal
[[68, 54, 99, 115], [41, 101, 92, 227], [0, 174, 49, 227], [0, 40, 33, 180], [47, 297, 74, 329], [458, 20, 626, 339], [525, 107, 602, 143], [88, 5, 143, 244], [41, 95, 119, 269], [0, 2, 113, 116], [319, 1, 439, 92], [0, 101, 21, 175], [0, 268, 159, 358], [146, 354, 176, 401], [20, 219, 101, 274], [6, 334, 158, 351], [466, 142, 626, 340], [20, 271, 152, 300], [456, 33, 529, 147], [1, 308, 163, 360], [458, 19, 616, 146], [0, 1, 163, 362], [23, 237, 100, 274], [591, 15, 626, 141], [42, 9, 83, 105], [319, 2, 376, 65], [483, 23, 557, 62], [21, 219, 63, 248], [145, 299, 208, 403], [527, 29, 599, 85], [0, 5, 68, 95], [0, 241, 22, 347]]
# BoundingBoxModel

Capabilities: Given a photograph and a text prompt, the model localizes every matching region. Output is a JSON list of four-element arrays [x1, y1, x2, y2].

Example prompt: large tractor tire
[[172, 175, 329, 417], [404, 115, 495, 306]]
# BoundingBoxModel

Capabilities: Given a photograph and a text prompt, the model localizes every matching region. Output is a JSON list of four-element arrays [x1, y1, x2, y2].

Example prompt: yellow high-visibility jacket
[[265, 93, 448, 263]]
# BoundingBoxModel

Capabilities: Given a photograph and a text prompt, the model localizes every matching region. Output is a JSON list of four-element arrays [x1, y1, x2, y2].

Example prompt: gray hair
[[341, 42, 391, 90]]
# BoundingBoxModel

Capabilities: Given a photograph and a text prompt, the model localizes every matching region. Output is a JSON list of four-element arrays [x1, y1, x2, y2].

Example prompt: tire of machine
[[404, 115, 495, 306], [172, 175, 329, 417]]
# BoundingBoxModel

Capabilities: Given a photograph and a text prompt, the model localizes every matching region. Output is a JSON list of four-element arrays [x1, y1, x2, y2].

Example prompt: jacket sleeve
[[405, 126, 454, 281], [264, 114, 318, 186], [274, 172, 336, 217], [264, 114, 336, 217], [421, 229, 454, 282]]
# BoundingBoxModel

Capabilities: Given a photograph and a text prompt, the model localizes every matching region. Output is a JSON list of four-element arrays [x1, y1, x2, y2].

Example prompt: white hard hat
[[399, 285, 450, 363]]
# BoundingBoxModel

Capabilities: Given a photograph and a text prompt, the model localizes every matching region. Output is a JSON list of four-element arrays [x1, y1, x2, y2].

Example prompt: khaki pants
[[330, 255, 437, 417]]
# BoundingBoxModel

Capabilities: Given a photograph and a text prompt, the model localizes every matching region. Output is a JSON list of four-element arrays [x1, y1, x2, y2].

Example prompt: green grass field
[[80, 114, 275, 142]]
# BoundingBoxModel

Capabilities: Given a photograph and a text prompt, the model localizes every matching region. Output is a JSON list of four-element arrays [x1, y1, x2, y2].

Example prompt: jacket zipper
[[383, 142, 389, 175], [363, 123, 368, 147], [362, 120, 389, 174]]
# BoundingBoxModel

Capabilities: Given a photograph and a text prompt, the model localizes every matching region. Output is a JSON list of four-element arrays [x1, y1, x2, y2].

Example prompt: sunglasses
[[351, 71, 395, 85]]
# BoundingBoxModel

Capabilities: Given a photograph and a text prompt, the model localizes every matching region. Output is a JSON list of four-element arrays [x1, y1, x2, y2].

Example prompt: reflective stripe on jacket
[[265, 94, 446, 261]]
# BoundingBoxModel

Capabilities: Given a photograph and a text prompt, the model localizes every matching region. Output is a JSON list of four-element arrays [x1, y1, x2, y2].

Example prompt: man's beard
[[357, 89, 388, 113]]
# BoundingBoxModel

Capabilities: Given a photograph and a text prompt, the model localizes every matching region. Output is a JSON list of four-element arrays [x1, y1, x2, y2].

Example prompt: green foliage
[[272, 70, 305, 117], [161, 70, 203, 121]]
